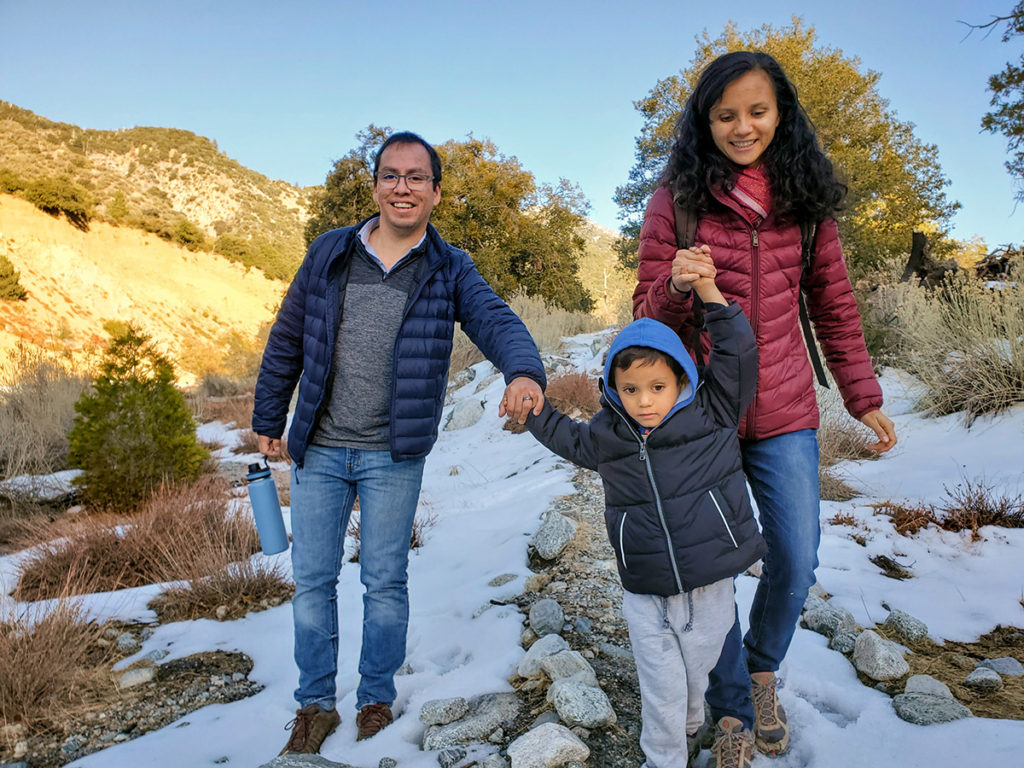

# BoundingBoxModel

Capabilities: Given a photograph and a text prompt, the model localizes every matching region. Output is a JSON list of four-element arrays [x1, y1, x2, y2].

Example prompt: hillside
[[0, 194, 286, 382], [0, 102, 311, 279]]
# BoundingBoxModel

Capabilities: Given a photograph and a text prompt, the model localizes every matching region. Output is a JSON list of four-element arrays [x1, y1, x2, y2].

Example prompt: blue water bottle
[[245, 460, 289, 555]]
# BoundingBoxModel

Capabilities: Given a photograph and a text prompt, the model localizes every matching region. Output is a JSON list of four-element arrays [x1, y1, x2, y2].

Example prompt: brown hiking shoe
[[279, 703, 340, 755], [356, 702, 394, 741], [711, 716, 754, 768], [751, 671, 790, 755]]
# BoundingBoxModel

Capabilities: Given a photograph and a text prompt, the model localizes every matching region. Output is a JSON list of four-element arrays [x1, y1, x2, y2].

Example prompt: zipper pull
[[638, 435, 648, 462], [752, 230, 759, 248]]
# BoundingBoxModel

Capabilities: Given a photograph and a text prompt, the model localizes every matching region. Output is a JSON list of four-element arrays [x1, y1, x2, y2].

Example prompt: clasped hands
[[669, 244, 717, 294]]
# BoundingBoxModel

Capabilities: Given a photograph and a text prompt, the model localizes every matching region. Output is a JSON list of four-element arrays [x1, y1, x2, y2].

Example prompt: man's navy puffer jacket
[[253, 220, 546, 465]]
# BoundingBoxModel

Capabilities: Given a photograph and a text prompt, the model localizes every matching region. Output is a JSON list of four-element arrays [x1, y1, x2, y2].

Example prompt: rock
[[828, 629, 859, 654], [521, 627, 538, 647], [379, 760, 398, 768], [216, 605, 229, 621], [119, 667, 156, 688], [481, 754, 510, 768], [905, 674, 953, 699], [420, 697, 470, 725], [531, 711, 561, 728], [977, 657, 1024, 677], [422, 693, 522, 751], [506, 722, 590, 768], [597, 641, 634, 661], [488, 728, 504, 743], [892, 692, 972, 725], [853, 630, 909, 681], [115, 632, 141, 654], [540, 650, 598, 686], [489, 573, 517, 587], [529, 599, 564, 637], [259, 755, 358, 768], [444, 399, 486, 431], [548, 679, 617, 728], [572, 617, 592, 637], [807, 582, 829, 599], [882, 609, 929, 643], [438, 747, 467, 768], [396, 662, 414, 676], [531, 513, 577, 560], [801, 604, 856, 639], [965, 667, 1003, 692], [144, 648, 170, 662], [518, 633, 569, 678], [802, 594, 828, 614]]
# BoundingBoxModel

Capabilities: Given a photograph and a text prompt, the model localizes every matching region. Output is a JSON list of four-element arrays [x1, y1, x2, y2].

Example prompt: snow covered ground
[[1, 332, 1022, 767]]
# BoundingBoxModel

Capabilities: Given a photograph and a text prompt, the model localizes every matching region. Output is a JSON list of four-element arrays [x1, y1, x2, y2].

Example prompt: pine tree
[[68, 326, 207, 511]]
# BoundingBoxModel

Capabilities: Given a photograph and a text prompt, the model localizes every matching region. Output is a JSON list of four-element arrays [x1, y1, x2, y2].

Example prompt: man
[[253, 132, 545, 755]]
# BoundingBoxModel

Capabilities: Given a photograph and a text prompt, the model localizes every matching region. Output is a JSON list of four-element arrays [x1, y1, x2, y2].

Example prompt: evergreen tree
[[68, 326, 207, 511], [978, 3, 1024, 202], [614, 19, 959, 273], [0, 253, 27, 300]]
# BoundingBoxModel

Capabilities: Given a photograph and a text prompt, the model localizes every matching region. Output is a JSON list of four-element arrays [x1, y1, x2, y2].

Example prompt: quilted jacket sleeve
[[700, 302, 759, 429], [451, 251, 547, 390], [803, 219, 883, 419], [526, 401, 599, 471], [252, 247, 314, 439], [633, 187, 696, 338]]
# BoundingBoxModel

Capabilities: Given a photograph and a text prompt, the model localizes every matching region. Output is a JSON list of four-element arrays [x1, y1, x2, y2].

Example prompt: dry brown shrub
[[0, 345, 91, 480], [546, 372, 601, 420], [817, 385, 877, 469], [0, 600, 118, 733], [937, 479, 1024, 541], [196, 393, 254, 427], [820, 467, 858, 502], [149, 559, 293, 623], [872, 500, 936, 536], [232, 428, 261, 455], [13, 477, 259, 601], [828, 512, 858, 526]]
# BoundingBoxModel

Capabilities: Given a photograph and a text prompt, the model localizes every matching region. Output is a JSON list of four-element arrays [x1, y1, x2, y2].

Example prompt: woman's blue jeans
[[289, 445, 425, 711], [706, 429, 821, 730]]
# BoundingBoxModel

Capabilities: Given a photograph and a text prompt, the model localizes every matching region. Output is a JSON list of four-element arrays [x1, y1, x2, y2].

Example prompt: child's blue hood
[[603, 317, 699, 419]]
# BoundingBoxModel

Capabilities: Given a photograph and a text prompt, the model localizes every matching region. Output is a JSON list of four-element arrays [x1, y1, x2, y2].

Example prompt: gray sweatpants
[[622, 577, 735, 768]]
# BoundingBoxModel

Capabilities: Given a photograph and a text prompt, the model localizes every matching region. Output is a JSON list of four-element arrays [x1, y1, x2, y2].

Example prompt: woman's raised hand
[[670, 244, 716, 294]]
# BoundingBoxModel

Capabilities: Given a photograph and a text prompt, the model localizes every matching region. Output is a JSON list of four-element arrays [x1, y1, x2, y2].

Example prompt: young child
[[526, 274, 764, 768]]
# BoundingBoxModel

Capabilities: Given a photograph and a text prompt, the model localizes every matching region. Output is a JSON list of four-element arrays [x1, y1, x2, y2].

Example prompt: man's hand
[[669, 244, 715, 294], [257, 434, 290, 463], [498, 377, 544, 424], [860, 409, 897, 453]]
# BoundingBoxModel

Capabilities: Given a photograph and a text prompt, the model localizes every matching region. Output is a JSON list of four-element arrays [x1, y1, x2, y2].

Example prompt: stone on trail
[[444, 398, 486, 431], [528, 598, 565, 638], [259, 755, 358, 768], [892, 692, 972, 725], [531, 512, 578, 560], [905, 674, 953, 699], [420, 697, 470, 725], [801, 604, 856, 639], [977, 656, 1024, 677], [548, 679, 617, 728], [539, 649, 598, 686], [882, 609, 929, 643], [506, 722, 590, 768], [422, 692, 522, 751], [518, 633, 570, 678], [965, 667, 1003, 692], [853, 630, 909, 681]]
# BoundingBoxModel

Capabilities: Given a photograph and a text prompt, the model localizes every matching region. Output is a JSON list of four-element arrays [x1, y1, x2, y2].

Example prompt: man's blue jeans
[[290, 445, 425, 711], [706, 429, 821, 730]]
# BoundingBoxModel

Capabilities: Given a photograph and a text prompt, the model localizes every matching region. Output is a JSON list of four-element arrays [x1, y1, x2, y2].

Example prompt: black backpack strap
[[672, 199, 706, 369], [798, 221, 830, 388]]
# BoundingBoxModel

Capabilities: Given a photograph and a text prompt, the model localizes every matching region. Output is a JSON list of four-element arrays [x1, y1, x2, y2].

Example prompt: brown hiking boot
[[711, 716, 754, 768], [356, 702, 394, 741], [751, 671, 790, 755], [279, 703, 340, 754]]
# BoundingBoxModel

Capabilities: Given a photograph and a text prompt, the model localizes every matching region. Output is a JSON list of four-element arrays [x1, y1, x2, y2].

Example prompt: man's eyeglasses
[[377, 173, 434, 190]]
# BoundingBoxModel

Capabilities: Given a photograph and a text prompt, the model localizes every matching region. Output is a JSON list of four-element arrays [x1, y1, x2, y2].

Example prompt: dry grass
[[149, 559, 293, 623], [232, 428, 261, 455], [814, 385, 878, 501], [828, 512, 858, 526], [0, 600, 118, 733], [13, 477, 259, 601], [546, 372, 601, 419], [0, 344, 91, 481], [872, 479, 1024, 541], [873, 260, 1024, 424], [507, 290, 604, 355], [191, 393, 254, 428], [449, 326, 486, 378]]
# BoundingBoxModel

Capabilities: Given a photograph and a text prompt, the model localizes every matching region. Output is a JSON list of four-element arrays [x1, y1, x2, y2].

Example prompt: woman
[[633, 50, 896, 768]]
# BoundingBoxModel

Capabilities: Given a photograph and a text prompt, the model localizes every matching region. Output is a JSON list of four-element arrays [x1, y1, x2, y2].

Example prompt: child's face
[[614, 358, 682, 428]]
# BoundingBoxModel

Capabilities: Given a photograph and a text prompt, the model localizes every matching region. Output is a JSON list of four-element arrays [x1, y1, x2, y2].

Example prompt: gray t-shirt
[[310, 222, 425, 450]]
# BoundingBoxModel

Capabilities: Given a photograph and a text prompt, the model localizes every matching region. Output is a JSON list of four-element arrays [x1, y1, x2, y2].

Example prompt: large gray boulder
[[801, 604, 857, 639], [905, 674, 953, 699], [853, 630, 909, 681], [882, 609, 929, 643], [517, 633, 569, 678], [531, 512, 578, 560], [965, 667, 1003, 692], [422, 692, 522, 751], [420, 697, 470, 725], [548, 679, 617, 728], [977, 657, 1024, 677], [529, 598, 565, 637], [540, 650, 598, 687], [506, 722, 590, 768]]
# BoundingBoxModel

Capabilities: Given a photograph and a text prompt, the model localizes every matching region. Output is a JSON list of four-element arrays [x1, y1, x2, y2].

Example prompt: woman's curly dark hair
[[661, 50, 846, 222]]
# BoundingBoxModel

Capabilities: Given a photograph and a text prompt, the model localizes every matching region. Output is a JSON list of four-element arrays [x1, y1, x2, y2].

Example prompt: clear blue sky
[[1, 0, 1019, 247]]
